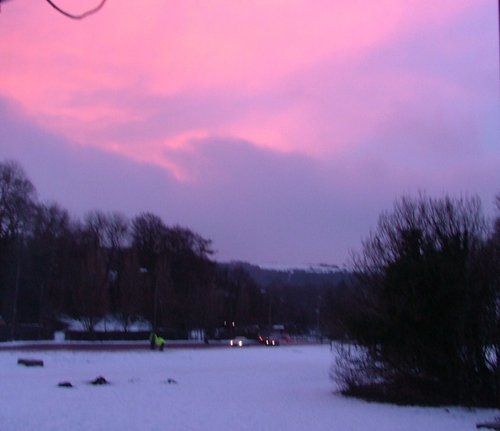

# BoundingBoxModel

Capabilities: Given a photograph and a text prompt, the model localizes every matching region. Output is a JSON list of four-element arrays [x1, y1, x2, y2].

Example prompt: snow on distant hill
[[218, 260, 348, 288], [257, 263, 341, 274]]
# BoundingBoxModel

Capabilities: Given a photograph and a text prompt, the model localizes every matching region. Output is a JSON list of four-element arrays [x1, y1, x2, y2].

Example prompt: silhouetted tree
[[163, 226, 215, 331], [490, 193, 500, 405], [84, 210, 129, 314], [26, 203, 73, 330], [334, 194, 499, 406], [131, 213, 169, 332], [0, 160, 36, 241], [115, 250, 145, 331], [0, 160, 37, 337]]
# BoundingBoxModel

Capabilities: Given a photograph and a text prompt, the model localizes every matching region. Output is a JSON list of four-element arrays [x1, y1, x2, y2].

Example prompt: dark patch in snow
[[90, 376, 109, 385], [17, 358, 44, 367]]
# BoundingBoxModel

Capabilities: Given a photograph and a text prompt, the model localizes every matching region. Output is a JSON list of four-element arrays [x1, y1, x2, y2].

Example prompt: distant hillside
[[218, 261, 350, 289]]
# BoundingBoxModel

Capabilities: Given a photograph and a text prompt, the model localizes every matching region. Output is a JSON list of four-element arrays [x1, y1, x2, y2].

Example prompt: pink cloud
[[0, 0, 483, 167]]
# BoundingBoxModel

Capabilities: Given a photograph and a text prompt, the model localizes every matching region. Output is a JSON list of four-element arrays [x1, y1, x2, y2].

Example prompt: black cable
[[45, 0, 107, 19]]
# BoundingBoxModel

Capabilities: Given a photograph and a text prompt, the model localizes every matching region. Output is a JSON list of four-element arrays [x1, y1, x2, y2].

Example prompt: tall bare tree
[[0, 160, 36, 241], [0, 160, 37, 338], [131, 213, 169, 333]]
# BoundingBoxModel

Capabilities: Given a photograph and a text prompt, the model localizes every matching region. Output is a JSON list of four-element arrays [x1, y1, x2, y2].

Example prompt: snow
[[0, 344, 497, 431], [60, 315, 151, 332], [257, 262, 341, 273]]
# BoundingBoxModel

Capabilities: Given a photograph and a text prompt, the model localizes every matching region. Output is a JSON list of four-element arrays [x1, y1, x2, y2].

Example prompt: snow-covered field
[[0, 344, 497, 431]]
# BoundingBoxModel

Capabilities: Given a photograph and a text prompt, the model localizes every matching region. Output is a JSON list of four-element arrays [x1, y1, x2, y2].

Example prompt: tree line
[[0, 159, 339, 340], [0, 160, 266, 339]]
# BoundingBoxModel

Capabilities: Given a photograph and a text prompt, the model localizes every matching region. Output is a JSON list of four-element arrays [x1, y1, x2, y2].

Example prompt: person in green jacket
[[155, 334, 166, 351]]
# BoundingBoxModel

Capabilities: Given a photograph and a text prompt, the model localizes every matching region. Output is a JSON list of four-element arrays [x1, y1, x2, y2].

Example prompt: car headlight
[[238, 340, 243, 347]]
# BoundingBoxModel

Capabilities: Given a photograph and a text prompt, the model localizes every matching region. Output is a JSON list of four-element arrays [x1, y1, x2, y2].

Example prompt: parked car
[[265, 334, 280, 346], [258, 333, 280, 346], [229, 336, 249, 347]]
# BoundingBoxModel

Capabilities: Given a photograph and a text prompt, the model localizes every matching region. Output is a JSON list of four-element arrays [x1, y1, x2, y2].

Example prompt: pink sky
[[0, 0, 499, 265]]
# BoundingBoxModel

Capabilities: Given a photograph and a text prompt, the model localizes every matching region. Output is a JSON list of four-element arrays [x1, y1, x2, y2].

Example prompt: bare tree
[[131, 213, 169, 333], [0, 160, 36, 241], [335, 193, 498, 406], [28, 203, 73, 332], [0, 160, 37, 338], [0, 0, 107, 20]]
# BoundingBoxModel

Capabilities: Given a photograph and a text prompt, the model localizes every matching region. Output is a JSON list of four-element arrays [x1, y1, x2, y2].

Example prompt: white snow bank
[[60, 315, 151, 332], [0, 345, 497, 431]]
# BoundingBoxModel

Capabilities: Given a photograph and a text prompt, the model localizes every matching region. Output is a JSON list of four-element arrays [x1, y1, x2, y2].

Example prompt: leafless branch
[[45, 0, 107, 20]]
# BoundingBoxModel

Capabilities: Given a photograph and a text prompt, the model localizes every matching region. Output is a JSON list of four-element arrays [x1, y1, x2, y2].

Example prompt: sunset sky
[[1, 0, 499, 266]]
